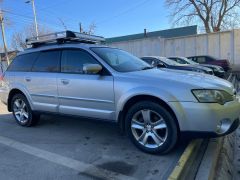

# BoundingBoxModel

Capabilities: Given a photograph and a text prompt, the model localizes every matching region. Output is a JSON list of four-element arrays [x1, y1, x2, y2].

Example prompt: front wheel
[[125, 101, 178, 154], [11, 94, 40, 127]]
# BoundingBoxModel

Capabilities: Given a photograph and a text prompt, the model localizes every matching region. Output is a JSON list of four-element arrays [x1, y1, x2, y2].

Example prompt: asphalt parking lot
[[0, 102, 187, 180]]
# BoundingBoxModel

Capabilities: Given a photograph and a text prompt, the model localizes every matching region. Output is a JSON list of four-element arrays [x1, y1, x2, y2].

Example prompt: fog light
[[216, 119, 231, 134]]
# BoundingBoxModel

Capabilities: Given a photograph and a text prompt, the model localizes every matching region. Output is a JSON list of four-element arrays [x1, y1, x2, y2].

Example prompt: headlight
[[192, 89, 234, 105]]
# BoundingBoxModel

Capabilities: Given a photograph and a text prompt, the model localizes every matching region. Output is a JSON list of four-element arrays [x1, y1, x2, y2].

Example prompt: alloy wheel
[[131, 109, 168, 148], [13, 98, 29, 124]]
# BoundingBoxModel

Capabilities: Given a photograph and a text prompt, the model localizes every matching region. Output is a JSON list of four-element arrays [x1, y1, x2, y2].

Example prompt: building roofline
[[106, 25, 197, 43]]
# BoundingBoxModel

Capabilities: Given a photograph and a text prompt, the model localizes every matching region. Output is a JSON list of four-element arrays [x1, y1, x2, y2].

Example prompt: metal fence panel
[[108, 29, 240, 65]]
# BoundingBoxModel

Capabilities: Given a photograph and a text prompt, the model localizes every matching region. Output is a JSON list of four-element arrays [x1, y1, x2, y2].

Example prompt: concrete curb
[[168, 139, 203, 180], [208, 138, 224, 180], [196, 134, 235, 180], [211, 134, 235, 180], [195, 138, 223, 180]]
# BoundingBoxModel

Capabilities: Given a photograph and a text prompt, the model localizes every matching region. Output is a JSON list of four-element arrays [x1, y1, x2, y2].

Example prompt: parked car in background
[[1, 31, 240, 155], [187, 55, 231, 72], [168, 56, 225, 78], [141, 56, 214, 75]]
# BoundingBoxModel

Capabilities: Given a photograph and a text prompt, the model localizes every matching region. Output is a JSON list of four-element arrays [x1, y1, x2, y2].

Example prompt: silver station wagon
[[0, 31, 240, 154]]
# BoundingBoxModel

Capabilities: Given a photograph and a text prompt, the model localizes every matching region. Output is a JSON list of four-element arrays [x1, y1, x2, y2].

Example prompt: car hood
[[202, 64, 222, 70], [126, 68, 233, 94], [202, 64, 222, 69], [174, 64, 211, 71]]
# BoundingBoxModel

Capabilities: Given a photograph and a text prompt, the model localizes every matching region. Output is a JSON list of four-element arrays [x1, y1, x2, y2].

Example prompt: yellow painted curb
[[168, 139, 203, 180]]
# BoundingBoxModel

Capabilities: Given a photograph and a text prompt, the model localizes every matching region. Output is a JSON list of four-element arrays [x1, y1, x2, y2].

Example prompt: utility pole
[[0, 10, 10, 66], [26, 0, 39, 37], [79, 23, 83, 33]]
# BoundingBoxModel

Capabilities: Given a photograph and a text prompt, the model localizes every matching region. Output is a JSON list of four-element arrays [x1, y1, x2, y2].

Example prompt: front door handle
[[61, 79, 69, 85]]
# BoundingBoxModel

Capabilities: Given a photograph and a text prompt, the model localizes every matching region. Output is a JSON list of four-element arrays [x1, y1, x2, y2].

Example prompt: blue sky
[[2, 0, 171, 45]]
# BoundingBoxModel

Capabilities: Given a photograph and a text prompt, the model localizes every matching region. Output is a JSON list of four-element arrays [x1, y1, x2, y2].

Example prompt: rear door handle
[[61, 79, 70, 85], [25, 77, 31, 82]]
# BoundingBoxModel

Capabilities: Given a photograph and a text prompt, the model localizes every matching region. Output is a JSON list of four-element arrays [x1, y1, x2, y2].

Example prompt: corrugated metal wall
[[107, 29, 240, 65]]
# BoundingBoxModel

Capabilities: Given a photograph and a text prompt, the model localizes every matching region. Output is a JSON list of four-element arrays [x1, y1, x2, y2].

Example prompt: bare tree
[[11, 23, 52, 51], [81, 22, 96, 35], [58, 18, 67, 30], [165, 0, 240, 33], [87, 22, 96, 35]]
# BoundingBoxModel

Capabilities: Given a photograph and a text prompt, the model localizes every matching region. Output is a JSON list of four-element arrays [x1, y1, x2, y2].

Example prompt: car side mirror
[[83, 64, 102, 74], [156, 62, 166, 68]]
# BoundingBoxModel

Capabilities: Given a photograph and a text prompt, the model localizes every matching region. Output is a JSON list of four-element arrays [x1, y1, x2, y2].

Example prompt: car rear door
[[27, 50, 61, 112], [57, 49, 115, 120], [4, 53, 39, 105]]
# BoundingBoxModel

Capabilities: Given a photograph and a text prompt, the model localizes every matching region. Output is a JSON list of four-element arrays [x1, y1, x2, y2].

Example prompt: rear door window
[[8, 53, 39, 72], [32, 50, 61, 72]]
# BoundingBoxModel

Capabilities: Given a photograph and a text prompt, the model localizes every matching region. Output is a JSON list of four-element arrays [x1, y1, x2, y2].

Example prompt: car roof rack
[[26, 30, 106, 48]]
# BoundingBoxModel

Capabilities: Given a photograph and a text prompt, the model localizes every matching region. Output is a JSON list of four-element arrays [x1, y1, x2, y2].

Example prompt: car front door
[[57, 49, 115, 120]]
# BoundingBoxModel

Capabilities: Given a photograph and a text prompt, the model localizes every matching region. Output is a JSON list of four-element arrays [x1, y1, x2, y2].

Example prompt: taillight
[[0, 75, 3, 81]]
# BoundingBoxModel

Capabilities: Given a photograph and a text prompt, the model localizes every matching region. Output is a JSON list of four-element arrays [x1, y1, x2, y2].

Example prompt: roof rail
[[26, 30, 105, 47]]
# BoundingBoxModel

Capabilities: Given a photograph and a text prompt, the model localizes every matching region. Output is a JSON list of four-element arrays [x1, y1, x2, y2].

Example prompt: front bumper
[[181, 118, 239, 138], [169, 98, 240, 137]]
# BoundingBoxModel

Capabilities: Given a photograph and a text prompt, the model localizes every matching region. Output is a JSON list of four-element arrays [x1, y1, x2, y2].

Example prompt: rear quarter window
[[7, 53, 39, 72]]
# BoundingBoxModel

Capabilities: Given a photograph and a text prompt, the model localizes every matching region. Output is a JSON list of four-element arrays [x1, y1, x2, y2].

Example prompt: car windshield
[[91, 47, 151, 72], [159, 57, 180, 66], [181, 57, 199, 65]]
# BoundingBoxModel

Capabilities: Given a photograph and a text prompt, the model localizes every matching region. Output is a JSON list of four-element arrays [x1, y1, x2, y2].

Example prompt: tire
[[125, 101, 178, 154], [11, 94, 40, 127]]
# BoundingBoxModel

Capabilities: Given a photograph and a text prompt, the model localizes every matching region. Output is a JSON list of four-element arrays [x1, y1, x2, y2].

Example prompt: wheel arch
[[8, 88, 31, 112], [117, 95, 180, 135]]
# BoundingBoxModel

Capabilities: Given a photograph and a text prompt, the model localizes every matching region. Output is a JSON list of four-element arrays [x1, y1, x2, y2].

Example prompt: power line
[[96, 0, 153, 25], [6, 15, 62, 30], [2, 9, 63, 30], [37, 0, 71, 11], [13, 0, 80, 27]]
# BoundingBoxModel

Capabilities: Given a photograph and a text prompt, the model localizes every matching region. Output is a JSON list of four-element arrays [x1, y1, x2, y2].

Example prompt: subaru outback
[[0, 31, 239, 154]]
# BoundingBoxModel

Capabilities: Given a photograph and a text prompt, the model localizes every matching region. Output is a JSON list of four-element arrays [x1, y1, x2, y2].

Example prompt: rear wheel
[[125, 101, 178, 154], [11, 94, 40, 127]]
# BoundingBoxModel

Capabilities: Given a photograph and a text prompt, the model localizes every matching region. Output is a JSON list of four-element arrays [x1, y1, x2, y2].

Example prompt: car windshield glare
[[91, 47, 151, 72], [160, 58, 180, 66], [182, 57, 199, 65]]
